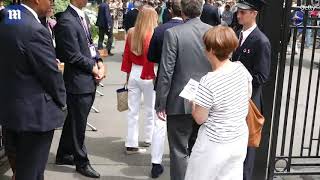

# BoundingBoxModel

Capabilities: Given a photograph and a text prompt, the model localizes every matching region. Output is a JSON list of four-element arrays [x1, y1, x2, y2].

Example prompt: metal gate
[[268, 0, 320, 178]]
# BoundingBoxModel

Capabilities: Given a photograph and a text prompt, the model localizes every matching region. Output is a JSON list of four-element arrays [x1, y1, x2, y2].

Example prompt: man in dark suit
[[96, 0, 114, 56], [231, 0, 271, 180], [124, 0, 142, 32], [231, 9, 242, 32], [0, 0, 67, 179], [155, 0, 211, 179], [200, 0, 221, 26], [147, 1, 183, 178], [162, 1, 172, 24], [54, 0, 105, 178], [0, 7, 16, 180]]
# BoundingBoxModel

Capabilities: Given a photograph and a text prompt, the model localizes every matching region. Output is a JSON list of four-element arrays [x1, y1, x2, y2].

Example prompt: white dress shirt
[[69, 4, 85, 19], [240, 24, 257, 46], [69, 4, 90, 36], [172, 17, 183, 21], [21, 4, 41, 23]]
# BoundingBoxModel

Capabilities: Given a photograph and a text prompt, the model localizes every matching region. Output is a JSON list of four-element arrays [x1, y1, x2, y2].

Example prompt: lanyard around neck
[[79, 16, 93, 45]]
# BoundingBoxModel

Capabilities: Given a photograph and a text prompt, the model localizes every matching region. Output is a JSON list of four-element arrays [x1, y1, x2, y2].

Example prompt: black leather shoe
[[55, 155, 75, 166], [76, 164, 100, 178], [108, 52, 114, 56], [151, 163, 164, 178]]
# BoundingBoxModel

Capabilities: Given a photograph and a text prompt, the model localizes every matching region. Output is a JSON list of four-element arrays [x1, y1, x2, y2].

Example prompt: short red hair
[[203, 26, 239, 61]]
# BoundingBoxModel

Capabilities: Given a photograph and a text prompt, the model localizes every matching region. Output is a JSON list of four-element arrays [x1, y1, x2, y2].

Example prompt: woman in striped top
[[185, 26, 252, 180]]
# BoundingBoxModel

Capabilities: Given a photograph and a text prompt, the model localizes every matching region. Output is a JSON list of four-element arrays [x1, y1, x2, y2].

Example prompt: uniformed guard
[[231, 0, 271, 180]]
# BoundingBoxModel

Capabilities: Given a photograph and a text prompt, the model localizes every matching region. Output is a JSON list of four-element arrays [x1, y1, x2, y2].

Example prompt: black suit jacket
[[0, 5, 66, 132], [96, 2, 113, 29], [231, 11, 242, 32], [124, 8, 138, 32], [162, 8, 171, 24], [55, 6, 99, 94], [232, 27, 271, 111], [200, 3, 221, 26]]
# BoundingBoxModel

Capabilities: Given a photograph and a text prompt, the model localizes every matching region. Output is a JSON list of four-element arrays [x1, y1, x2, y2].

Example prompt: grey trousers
[[167, 114, 199, 180]]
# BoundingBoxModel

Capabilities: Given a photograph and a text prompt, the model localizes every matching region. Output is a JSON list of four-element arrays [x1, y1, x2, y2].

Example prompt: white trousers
[[126, 65, 155, 148], [151, 115, 167, 164], [185, 125, 248, 180]]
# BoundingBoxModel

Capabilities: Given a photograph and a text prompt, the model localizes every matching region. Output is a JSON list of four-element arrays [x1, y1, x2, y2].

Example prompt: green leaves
[[3, 0, 11, 6], [54, 0, 69, 13]]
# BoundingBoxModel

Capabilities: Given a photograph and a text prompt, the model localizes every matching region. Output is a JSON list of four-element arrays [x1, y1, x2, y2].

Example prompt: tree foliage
[[54, 0, 69, 13], [3, 0, 69, 11], [3, 0, 11, 6]]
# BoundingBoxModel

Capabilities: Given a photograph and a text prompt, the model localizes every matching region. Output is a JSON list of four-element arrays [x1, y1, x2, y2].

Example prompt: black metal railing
[[268, 0, 320, 178], [0, 127, 5, 159]]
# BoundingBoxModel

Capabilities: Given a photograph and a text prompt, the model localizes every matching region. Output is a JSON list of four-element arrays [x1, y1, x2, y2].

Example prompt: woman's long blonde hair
[[130, 5, 158, 56]]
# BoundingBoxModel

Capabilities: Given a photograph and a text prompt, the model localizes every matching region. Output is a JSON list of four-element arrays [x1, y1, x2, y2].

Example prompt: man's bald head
[[22, 0, 52, 18], [70, 0, 88, 9]]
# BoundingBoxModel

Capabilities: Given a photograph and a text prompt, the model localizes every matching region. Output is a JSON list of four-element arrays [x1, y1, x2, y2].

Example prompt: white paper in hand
[[179, 79, 199, 101]]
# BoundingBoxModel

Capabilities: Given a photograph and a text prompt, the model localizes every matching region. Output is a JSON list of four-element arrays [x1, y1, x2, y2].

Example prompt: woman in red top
[[121, 5, 158, 155]]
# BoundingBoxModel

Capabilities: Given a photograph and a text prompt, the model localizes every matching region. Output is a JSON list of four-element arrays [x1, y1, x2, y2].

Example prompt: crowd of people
[[287, 3, 320, 54], [100, 0, 243, 32], [0, 0, 271, 180]]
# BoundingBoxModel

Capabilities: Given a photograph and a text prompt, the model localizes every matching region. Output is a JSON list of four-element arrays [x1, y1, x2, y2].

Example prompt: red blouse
[[121, 31, 155, 80]]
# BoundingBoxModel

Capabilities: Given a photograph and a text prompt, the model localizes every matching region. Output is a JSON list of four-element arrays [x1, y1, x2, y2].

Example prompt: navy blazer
[[96, 2, 113, 29], [200, 3, 221, 26], [232, 27, 271, 110], [55, 6, 100, 94], [0, 5, 66, 132], [148, 18, 183, 90], [148, 18, 184, 63]]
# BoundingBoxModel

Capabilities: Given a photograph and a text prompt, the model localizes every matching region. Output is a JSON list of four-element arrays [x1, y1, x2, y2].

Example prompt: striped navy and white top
[[195, 61, 252, 143]]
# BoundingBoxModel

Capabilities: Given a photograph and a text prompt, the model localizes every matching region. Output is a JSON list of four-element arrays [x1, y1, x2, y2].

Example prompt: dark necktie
[[239, 31, 243, 46]]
